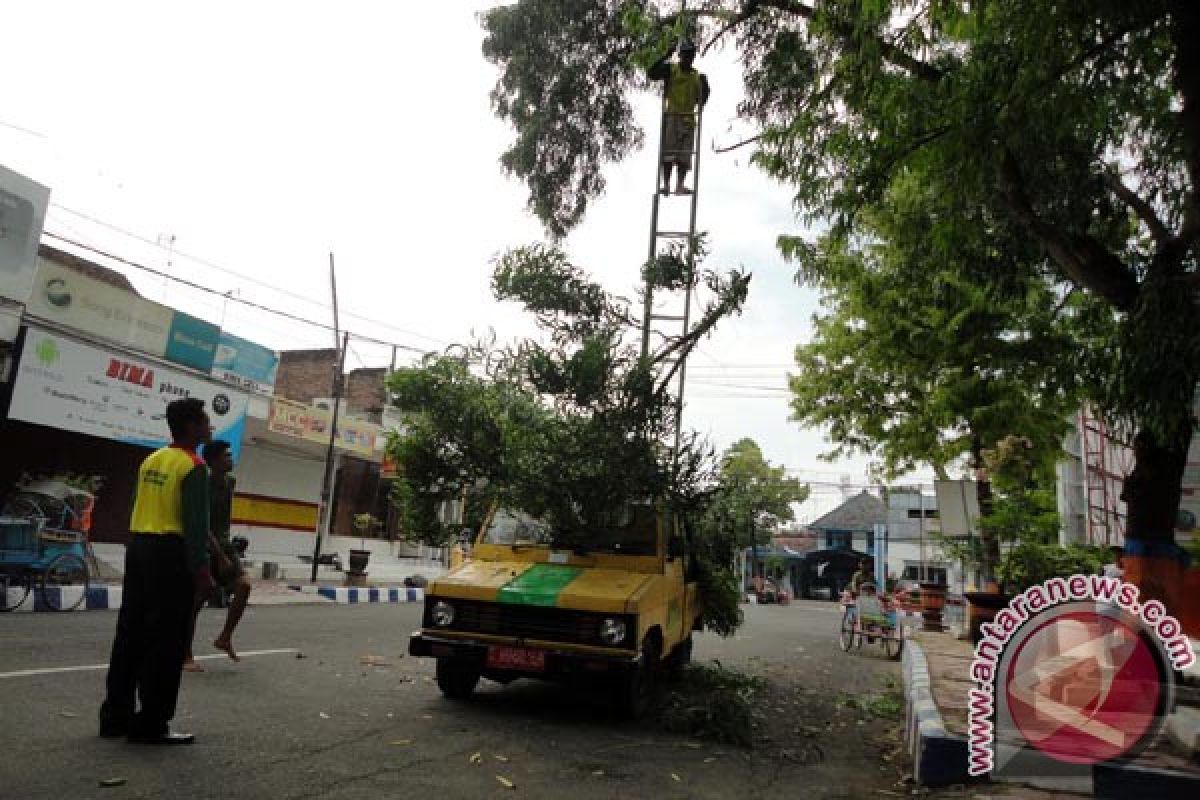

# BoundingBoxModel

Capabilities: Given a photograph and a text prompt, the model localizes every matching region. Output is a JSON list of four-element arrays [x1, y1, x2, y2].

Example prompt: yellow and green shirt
[[129, 445, 210, 572], [648, 59, 711, 115]]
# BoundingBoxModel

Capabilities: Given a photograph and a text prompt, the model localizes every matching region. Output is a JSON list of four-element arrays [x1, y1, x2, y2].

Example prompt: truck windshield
[[483, 505, 660, 555], [482, 510, 553, 547], [585, 503, 658, 555]]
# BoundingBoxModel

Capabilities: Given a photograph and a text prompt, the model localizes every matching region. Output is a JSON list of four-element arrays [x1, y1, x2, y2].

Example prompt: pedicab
[[0, 481, 93, 611], [838, 581, 903, 659]]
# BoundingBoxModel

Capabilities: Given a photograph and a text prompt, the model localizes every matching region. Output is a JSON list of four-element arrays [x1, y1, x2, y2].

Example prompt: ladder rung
[[655, 231, 691, 238], [650, 314, 686, 321]]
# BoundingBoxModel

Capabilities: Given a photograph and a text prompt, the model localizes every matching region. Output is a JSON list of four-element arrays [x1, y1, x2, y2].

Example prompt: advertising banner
[[9, 328, 249, 458], [212, 331, 279, 394], [0, 165, 49, 303], [165, 312, 220, 372], [25, 258, 174, 356], [266, 397, 383, 461]]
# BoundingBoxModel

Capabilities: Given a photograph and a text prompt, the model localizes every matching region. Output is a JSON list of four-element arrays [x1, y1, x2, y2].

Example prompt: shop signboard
[[0, 164, 49, 304], [25, 258, 175, 356], [266, 397, 383, 461], [165, 312, 220, 372], [211, 331, 279, 394], [24, 257, 223, 373], [9, 328, 250, 458]]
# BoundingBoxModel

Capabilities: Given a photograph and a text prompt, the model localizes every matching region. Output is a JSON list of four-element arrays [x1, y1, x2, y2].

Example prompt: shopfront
[[0, 325, 250, 543]]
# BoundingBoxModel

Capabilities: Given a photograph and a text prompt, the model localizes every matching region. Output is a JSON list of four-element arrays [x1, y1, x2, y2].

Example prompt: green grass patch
[[836, 688, 905, 719]]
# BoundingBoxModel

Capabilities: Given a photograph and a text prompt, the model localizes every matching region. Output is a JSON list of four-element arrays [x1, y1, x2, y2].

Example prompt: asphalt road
[[0, 599, 924, 800]]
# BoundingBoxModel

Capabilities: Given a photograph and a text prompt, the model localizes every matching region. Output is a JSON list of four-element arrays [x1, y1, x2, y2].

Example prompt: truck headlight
[[599, 618, 627, 645], [431, 600, 456, 627]]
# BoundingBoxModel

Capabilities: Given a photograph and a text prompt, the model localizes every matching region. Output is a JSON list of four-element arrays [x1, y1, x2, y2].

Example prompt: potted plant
[[350, 513, 379, 574]]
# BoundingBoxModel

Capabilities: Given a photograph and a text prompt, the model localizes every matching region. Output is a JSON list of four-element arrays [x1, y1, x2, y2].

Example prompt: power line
[[47, 203, 450, 347], [0, 118, 48, 139], [43, 232, 430, 356]]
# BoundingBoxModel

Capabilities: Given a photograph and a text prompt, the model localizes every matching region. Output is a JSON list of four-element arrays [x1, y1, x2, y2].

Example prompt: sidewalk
[[902, 627, 1200, 794]]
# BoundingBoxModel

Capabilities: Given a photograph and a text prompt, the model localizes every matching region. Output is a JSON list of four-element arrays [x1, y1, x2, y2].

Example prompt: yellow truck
[[408, 504, 702, 717]]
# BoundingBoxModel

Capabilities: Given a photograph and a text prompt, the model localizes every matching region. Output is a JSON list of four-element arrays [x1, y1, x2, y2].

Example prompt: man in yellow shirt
[[648, 39, 711, 195], [99, 397, 214, 745]]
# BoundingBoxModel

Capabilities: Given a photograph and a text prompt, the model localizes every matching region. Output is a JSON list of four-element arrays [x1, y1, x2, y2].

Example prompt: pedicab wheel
[[1, 572, 32, 612], [39, 553, 89, 611], [839, 608, 858, 652]]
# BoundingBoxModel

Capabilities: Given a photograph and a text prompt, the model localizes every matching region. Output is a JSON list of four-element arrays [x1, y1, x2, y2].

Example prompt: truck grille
[[427, 599, 633, 649]]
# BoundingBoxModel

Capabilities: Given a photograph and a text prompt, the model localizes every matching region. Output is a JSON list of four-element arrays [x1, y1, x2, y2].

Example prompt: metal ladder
[[639, 105, 703, 461]]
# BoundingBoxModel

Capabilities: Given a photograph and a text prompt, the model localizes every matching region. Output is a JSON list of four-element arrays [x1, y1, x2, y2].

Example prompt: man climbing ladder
[[648, 39, 710, 195]]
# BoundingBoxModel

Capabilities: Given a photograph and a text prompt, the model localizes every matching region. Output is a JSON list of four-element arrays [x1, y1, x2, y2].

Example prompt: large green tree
[[693, 438, 809, 633], [700, 438, 809, 560], [481, 1, 1200, 551], [787, 172, 1111, 575], [788, 173, 1095, 480]]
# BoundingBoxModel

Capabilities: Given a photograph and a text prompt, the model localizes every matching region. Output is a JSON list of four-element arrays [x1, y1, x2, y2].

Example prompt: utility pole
[[311, 253, 344, 583]]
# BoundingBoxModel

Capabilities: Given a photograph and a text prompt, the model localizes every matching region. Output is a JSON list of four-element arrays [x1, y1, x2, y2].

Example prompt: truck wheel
[[665, 636, 693, 682], [436, 658, 481, 699], [617, 634, 660, 719]]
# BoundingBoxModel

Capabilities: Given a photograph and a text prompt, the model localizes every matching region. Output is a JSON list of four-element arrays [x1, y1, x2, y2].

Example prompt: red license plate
[[486, 646, 546, 672]]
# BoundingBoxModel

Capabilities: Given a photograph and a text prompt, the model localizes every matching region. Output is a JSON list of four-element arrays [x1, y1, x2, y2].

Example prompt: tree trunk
[[1121, 426, 1192, 545], [970, 433, 999, 585]]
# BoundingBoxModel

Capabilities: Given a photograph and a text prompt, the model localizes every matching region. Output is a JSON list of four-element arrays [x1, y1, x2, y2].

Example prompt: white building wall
[[881, 489, 961, 588], [233, 439, 446, 567], [231, 441, 324, 560]]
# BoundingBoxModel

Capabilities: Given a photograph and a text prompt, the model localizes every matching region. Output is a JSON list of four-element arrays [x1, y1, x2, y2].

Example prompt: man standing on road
[[183, 439, 252, 671], [99, 398, 214, 745], [648, 38, 710, 195]]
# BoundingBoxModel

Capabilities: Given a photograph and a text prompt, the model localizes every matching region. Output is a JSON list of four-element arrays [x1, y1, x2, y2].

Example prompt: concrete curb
[[5, 585, 122, 612], [287, 585, 424, 604], [902, 640, 970, 787]]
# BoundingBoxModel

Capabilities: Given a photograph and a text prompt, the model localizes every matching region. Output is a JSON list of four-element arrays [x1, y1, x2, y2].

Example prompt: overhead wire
[[47, 202, 451, 347], [43, 232, 431, 357]]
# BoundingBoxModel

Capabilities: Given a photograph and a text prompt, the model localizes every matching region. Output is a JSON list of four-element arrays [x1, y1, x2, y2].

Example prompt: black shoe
[[127, 731, 195, 745], [98, 708, 128, 739], [99, 722, 128, 739]]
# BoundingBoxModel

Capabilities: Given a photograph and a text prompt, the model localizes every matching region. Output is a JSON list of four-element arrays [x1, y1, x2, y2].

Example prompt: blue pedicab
[[839, 584, 903, 660], [0, 481, 93, 612]]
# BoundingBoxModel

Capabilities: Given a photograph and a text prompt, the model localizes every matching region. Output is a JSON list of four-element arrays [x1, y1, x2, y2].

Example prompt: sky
[[0, 1, 917, 519]]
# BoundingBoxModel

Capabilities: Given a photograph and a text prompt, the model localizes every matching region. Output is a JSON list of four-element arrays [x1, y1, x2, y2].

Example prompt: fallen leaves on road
[[59, 712, 78, 718], [591, 770, 605, 777], [295, 652, 307, 659], [470, 752, 482, 765], [359, 655, 389, 666], [493, 754, 509, 763], [318, 712, 330, 719], [671, 772, 682, 782], [391, 740, 413, 746], [496, 775, 515, 789], [98, 778, 126, 788]]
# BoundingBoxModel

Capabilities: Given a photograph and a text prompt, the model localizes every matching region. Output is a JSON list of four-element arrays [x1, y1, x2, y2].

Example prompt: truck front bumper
[[409, 631, 641, 679]]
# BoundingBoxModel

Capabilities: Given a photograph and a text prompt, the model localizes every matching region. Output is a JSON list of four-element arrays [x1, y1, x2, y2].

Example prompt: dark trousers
[[99, 534, 193, 736]]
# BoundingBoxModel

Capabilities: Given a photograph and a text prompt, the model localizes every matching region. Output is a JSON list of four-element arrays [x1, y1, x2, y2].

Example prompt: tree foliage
[[691, 438, 809, 635], [787, 172, 1109, 481], [480, 0, 1200, 545], [387, 243, 749, 552]]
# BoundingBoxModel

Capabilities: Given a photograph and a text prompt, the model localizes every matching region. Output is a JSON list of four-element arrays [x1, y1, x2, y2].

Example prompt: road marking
[[0, 648, 299, 680]]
